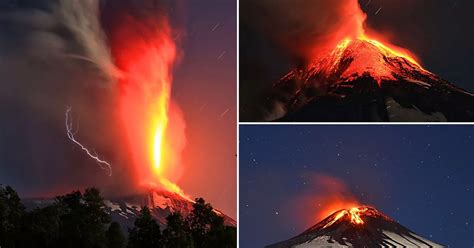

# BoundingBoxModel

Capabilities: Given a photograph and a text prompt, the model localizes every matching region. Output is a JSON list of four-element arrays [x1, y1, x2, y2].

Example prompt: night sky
[[172, 0, 236, 218], [240, 125, 474, 247], [0, 0, 236, 218], [239, 0, 474, 121]]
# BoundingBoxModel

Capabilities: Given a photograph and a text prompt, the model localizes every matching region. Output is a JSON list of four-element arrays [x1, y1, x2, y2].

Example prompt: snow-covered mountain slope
[[271, 39, 474, 122], [267, 206, 443, 248], [24, 189, 236, 232], [104, 190, 236, 229]]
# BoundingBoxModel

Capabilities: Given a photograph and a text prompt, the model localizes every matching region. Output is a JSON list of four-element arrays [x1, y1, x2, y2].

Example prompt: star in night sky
[[239, 125, 474, 248]]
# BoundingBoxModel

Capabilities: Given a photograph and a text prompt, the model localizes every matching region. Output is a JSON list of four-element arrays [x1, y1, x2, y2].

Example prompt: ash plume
[[240, 0, 367, 121], [54, 0, 122, 82], [1, 0, 188, 198], [0, 0, 130, 196], [293, 174, 360, 227], [240, 0, 366, 63]]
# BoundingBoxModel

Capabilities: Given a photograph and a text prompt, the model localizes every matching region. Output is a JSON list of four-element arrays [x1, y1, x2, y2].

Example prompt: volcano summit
[[267, 206, 443, 248], [272, 39, 474, 122]]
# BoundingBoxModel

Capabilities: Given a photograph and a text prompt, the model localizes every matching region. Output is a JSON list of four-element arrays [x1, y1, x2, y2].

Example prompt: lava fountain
[[112, 15, 188, 199]]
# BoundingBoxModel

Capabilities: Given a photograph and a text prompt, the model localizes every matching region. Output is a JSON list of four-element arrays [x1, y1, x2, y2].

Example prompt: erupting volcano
[[267, 206, 443, 248], [270, 2, 474, 122], [107, 11, 234, 226]]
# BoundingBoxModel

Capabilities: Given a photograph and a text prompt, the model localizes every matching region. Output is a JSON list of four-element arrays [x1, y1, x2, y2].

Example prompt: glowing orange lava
[[358, 35, 421, 67], [318, 0, 423, 70], [330, 34, 423, 69], [113, 16, 188, 198], [151, 80, 170, 175], [348, 207, 366, 224], [316, 198, 361, 222], [323, 206, 368, 228]]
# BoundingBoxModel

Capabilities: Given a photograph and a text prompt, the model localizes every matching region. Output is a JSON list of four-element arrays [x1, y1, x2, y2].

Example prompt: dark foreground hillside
[[0, 185, 236, 248]]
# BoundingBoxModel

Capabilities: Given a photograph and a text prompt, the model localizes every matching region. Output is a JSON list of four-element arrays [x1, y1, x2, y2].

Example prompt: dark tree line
[[0, 185, 236, 248]]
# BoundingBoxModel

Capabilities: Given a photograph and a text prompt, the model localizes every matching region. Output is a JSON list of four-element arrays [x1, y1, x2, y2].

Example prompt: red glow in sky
[[112, 15, 187, 196], [314, 0, 422, 67]]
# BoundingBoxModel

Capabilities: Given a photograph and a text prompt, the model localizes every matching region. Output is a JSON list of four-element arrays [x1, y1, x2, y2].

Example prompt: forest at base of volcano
[[0, 185, 236, 248]]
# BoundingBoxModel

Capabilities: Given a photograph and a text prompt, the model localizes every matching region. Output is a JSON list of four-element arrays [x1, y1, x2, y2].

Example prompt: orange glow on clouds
[[113, 15, 187, 197], [295, 174, 362, 225], [312, 175, 360, 222], [313, 0, 423, 68]]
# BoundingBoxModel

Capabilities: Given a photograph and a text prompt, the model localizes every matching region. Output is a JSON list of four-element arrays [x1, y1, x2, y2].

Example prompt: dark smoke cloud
[[54, 0, 122, 82], [240, 0, 365, 63], [292, 174, 360, 226], [239, 0, 366, 121]]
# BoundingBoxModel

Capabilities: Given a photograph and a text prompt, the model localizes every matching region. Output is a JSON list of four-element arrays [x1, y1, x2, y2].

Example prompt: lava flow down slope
[[103, 189, 236, 231], [267, 206, 443, 248], [273, 38, 474, 122]]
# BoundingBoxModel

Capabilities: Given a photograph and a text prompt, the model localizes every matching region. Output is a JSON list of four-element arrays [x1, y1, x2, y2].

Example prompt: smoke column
[[241, 0, 366, 63], [54, 0, 122, 82], [294, 174, 360, 226], [0, 0, 192, 197]]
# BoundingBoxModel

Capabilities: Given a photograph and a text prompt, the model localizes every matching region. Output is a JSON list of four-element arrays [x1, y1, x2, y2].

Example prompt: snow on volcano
[[267, 206, 443, 248], [24, 189, 236, 233]]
